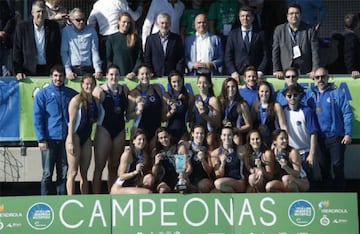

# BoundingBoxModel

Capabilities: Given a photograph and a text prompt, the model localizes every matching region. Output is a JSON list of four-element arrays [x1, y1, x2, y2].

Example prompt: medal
[[316, 107, 322, 113], [114, 106, 122, 114]]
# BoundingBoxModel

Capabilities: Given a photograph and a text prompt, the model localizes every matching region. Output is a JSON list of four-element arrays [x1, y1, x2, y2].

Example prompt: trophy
[[174, 154, 187, 192]]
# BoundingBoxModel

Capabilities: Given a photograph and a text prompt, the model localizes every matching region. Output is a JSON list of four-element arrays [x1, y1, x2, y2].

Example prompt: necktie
[[244, 31, 250, 51]]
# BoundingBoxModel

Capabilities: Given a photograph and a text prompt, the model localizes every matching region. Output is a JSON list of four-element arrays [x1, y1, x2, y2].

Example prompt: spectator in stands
[[44, 0, 68, 29], [286, 0, 327, 31], [180, 0, 205, 41], [110, 129, 154, 194], [272, 3, 320, 79], [218, 77, 252, 145], [225, 6, 268, 82], [207, 0, 244, 46], [184, 13, 224, 76], [266, 129, 309, 192], [239, 65, 259, 107], [275, 67, 315, 108], [13, 0, 61, 80], [144, 13, 184, 77], [33, 64, 78, 195], [66, 74, 99, 195], [243, 129, 274, 192], [0, 0, 16, 76], [106, 12, 142, 80], [283, 84, 319, 188], [312, 67, 353, 191], [163, 70, 193, 143], [343, 14, 360, 79], [142, 0, 184, 48], [210, 125, 246, 193], [92, 65, 129, 193], [87, 0, 143, 72], [128, 64, 165, 140], [251, 81, 287, 146], [61, 8, 102, 80]]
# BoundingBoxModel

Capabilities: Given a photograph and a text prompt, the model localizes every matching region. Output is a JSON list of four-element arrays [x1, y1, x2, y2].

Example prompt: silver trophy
[[174, 154, 187, 191]]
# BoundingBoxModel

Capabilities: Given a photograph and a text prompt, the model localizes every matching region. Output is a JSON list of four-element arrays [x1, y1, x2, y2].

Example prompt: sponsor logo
[[318, 200, 348, 214], [288, 200, 315, 227], [320, 215, 330, 226], [26, 202, 54, 230], [0, 205, 23, 218]]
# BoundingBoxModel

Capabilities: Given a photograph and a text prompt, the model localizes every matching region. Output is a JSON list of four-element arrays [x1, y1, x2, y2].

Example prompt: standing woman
[[243, 129, 275, 192], [128, 64, 165, 141], [265, 129, 309, 192], [66, 74, 99, 194], [210, 126, 246, 193], [106, 12, 143, 80], [110, 129, 154, 194], [92, 64, 129, 193], [251, 81, 287, 146], [218, 77, 252, 145], [190, 73, 221, 152], [163, 70, 193, 143]]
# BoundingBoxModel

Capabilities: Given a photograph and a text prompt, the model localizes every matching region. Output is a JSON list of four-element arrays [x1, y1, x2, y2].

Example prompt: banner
[[8, 75, 360, 141], [0, 193, 357, 233], [0, 78, 19, 141]]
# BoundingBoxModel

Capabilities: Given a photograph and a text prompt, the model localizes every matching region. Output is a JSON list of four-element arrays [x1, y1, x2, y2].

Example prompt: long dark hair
[[245, 129, 268, 154], [218, 77, 245, 112], [167, 70, 189, 103], [197, 73, 215, 97]]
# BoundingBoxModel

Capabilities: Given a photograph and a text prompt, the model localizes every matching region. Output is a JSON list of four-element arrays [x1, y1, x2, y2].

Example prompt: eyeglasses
[[74, 18, 85, 22], [285, 75, 297, 79], [286, 93, 299, 99], [314, 75, 328, 80]]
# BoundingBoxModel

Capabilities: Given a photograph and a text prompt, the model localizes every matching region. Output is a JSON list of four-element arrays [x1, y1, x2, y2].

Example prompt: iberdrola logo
[[318, 200, 330, 209]]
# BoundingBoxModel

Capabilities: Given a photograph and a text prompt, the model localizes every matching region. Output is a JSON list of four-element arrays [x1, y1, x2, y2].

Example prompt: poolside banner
[[0, 193, 357, 233], [0, 78, 19, 141], [2, 75, 358, 141]]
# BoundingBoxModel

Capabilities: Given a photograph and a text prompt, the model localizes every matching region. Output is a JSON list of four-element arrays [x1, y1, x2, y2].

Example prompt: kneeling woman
[[210, 126, 246, 193], [111, 129, 154, 194], [265, 129, 309, 192]]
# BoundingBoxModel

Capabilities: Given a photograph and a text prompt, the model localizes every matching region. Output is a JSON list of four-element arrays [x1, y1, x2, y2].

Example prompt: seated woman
[[110, 129, 154, 194], [151, 127, 191, 193], [242, 129, 274, 193], [265, 129, 310, 192], [182, 124, 214, 193], [210, 126, 246, 193]]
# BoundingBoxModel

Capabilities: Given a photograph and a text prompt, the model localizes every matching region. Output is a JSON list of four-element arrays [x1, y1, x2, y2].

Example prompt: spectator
[[106, 12, 143, 80], [225, 6, 268, 82], [286, 0, 327, 31], [239, 65, 259, 107], [33, 64, 78, 195], [210, 125, 246, 193], [312, 67, 353, 191], [283, 84, 319, 188], [0, 0, 16, 76], [343, 14, 360, 79], [266, 129, 309, 192], [66, 74, 99, 195], [92, 65, 129, 193], [87, 0, 143, 72], [61, 8, 102, 80], [272, 3, 320, 79], [44, 0, 68, 29], [143, 13, 184, 77], [180, 0, 205, 41], [275, 67, 315, 108], [184, 13, 223, 75], [142, 0, 184, 48], [13, 0, 61, 80], [110, 129, 154, 194]]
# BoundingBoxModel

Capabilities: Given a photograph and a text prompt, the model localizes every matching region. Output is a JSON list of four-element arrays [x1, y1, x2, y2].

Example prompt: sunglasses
[[286, 93, 299, 99], [314, 75, 328, 80], [285, 75, 297, 79], [74, 18, 85, 22]]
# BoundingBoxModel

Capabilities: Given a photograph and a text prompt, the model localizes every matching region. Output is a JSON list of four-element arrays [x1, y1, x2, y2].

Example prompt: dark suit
[[225, 28, 268, 75], [343, 31, 360, 73], [144, 31, 184, 77], [13, 19, 61, 75], [272, 22, 320, 74]]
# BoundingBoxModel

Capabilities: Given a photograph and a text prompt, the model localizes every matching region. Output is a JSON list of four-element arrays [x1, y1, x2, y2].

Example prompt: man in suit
[[13, 0, 61, 80], [225, 6, 268, 83], [272, 3, 320, 79], [144, 12, 184, 77], [184, 13, 223, 75]]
